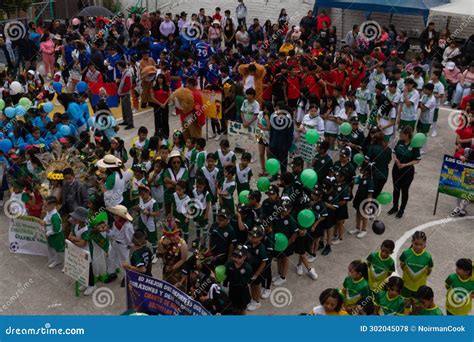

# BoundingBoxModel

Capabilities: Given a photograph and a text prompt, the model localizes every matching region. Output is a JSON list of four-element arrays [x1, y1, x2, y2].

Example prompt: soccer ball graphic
[[9, 242, 20, 252]]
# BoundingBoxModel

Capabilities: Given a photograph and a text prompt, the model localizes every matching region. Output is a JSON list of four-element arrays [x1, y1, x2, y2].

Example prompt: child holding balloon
[[350, 161, 375, 239]]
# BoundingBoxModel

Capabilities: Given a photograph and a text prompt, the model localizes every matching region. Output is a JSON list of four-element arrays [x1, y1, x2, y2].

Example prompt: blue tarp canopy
[[315, 0, 450, 17]]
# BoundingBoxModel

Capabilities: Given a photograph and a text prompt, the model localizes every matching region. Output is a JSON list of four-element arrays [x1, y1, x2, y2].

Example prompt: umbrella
[[77, 6, 114, 17]]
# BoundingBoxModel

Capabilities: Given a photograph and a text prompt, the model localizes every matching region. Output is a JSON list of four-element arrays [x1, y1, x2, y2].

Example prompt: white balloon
[[9, 81, 22, 95]]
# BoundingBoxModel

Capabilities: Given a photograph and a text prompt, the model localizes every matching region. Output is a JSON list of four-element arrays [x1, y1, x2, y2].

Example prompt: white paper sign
[[64, 240, 90, 286], [9, 216, 48, 256]]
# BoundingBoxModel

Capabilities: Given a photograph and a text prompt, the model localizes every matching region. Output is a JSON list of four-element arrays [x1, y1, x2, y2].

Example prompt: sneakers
[[296, 264, 304, 276], [318, 241, 325, 250], [321, 245, 331, 255], [357, 230, 367, 239], [331, 235, 339, 242], [273, 276, 287, 286], [48, 261, 59, 269], [348, 228, 360, 235], [458, 209, 467, 217], [261, 289, 271, 299], [152, 255, 158, 264], [395, 210, 404, 219], [307, 255, 317, 263], [307, 268, 318, 280], [443, 100, 450, 106], [214, 135, 221, 141], [83, 286, 96, 296], [272, 275, 280, 283], [208, 134, 216, 139], [247, 300, 261, 311], [332, 238, 343, 245], [431, 130, 438, 138], [387, 207, 398, 216]]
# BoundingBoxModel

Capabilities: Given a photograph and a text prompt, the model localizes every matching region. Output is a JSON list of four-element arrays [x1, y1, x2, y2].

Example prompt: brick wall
[[118, 0, 473, 40]]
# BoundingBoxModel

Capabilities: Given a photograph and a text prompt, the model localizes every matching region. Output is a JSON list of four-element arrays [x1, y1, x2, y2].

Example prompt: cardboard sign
[[438, 155, 474, 201], [64, 240, 91, 287], [9, 216, 48, 256]]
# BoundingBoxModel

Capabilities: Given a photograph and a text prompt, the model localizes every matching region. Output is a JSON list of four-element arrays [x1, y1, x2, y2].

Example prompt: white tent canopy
[[429, 0, 474, 17]]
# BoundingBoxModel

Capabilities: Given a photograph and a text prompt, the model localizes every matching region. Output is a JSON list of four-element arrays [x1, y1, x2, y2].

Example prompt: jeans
[[453, 83, 471, 105]]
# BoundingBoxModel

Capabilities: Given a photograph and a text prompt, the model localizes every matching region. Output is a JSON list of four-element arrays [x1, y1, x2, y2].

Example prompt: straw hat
[[168, 149, 182, 160], [97, 154, 122, 169], [107, 205, 133, 221]]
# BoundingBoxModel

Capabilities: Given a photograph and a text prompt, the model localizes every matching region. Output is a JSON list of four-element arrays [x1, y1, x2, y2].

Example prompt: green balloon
[[239, 190, 250, 204], [410, 133, 427, 148], [18, 97, 32, 110], [305, 129, 319, 145], [297, 209, 315, 228], [0, 99, 5, 110], [300, 169, 318, 189], [274, 233, 289, 252], [340, 122, 352, 135], [353, 153, 365, 166], [215, 265, 226, 283], [257, 177, 270, 192], [265, 158, 280, 176], [376, 192, 393, 205]]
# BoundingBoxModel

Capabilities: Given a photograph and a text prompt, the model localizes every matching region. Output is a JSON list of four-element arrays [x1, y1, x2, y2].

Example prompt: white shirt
[[400, 90, 420, 121], [108, 221, 134, 246], [302, 113, 325, 136]]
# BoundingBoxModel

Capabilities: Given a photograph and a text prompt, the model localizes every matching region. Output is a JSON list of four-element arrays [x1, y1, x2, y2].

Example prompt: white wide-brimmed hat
[[107, 205, 133, 221], [97, 154, 122, 169]]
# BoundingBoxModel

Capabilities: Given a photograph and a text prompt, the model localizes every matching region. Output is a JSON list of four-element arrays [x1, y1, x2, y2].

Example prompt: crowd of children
[[0, 6, 472, 316]]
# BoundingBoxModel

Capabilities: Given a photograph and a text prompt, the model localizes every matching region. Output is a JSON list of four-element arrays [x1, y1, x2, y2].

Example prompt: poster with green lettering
[[9, 216, 48, 256], [438, 155, 474, 201]]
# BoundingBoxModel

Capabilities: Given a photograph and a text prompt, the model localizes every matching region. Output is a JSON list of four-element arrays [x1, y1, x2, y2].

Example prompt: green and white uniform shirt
[[375, 290, 405, 315], [400, 89, 420, 122], [445, 273, 474, 315], [419, 94, 436, 124], [367, 251, 395, 291], [343, 276, 370, 306], [356, 87, 372, 116], [399, 248, 433, 292], [44, 209, 65, 252], [236, 164, 252, 193]]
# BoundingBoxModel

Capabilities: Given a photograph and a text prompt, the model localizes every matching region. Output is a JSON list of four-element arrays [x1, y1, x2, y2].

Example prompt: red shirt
[[153, 88, 170, 103], [316, 15, 331, 32], [329, 69, 348, 95], [303, 74, 320, 98], [460, 93, 474, 110], [287, 75, 301, 100]]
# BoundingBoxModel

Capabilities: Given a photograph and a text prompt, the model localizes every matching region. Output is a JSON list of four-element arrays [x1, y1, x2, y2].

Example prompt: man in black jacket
[[419, 22, 439, 49]]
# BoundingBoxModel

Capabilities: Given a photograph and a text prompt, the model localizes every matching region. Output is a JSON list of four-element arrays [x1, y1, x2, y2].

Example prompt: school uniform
[[400, 90, 420, 130], [89, 230, 110, 281], [236, 164, 252, 194], [149, 170, 164, 210], [273, 215, 298, 257], [215, 149, 236, 170], [192, 188, 212, 240], [163, 167, 189, 211], [138, 197, 159, 251], [107, 220, 134, 277], [130, 245, 153, 277], [312, 153, 333, 185], [311, 200, 328, 239], [417, 94, 436, 135], [172, 192, 191, 241], [334, 182, 350, 221], [44, 209, 65, 265], [355, 87, 372, 124], [323, 190, 338, 230], [72, 223, 95, 287], [245, 242, 268, 285], [261, 231, 275, 290], [353, 175, 375, 211], [220, 178, 236, 215], [224, 260, 253, 310], [208, 223, 237, 266]]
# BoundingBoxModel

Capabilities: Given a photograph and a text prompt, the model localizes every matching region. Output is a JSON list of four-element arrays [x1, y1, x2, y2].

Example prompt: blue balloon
[[52, 82, 63, 93], [19, 143, 28, 151], [15, 105, 26, 116], [43, 102, 54, 113], [8, 132, 14, 139], [0, 132, 3, 139], [60, 125, 71, 136], [76, 81, 88, 93], [4, 107, 15, 118], [0, 139, 12, 153], [87, 117, 95, 127]]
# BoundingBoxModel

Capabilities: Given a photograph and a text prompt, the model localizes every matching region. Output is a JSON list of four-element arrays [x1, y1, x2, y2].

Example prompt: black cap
[[340, 147, 351, 157], [217, 208, 229, 219], [350, 116, 359, 123], [375, 83, 386, 91], [266, 184, 279, 195], [249, 226, 265, 238], [232, 245, 247, 257], [180, 11, 187, 16]]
